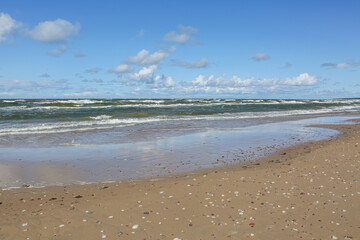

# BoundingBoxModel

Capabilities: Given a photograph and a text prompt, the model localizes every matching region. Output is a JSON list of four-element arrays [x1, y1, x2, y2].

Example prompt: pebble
[[132, 224, 139, 229]]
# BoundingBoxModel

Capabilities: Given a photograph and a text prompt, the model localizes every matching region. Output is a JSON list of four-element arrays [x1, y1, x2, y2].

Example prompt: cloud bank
[[163, 24, 198, 44], [0, 12, 20, 42], [27, 19, 80, 43]]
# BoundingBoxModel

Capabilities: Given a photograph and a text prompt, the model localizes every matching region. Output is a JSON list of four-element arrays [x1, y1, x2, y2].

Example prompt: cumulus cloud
[[0, 12, 20, 42], [86, 67, 101, 73], [128, 65, 157, 82], [179, 73, 317, 94], [126, 47, 175, 66], [149, 75, 176, 88], [321, 61, 360, 69], [27, 19, 80, 43], [283, 73, 317, 85], [47, 44, 67, 56], [163, 24, 198, 44], [252, 53, 270, 61], [171, 58, 209, 68], [109, 64, 134, 74]]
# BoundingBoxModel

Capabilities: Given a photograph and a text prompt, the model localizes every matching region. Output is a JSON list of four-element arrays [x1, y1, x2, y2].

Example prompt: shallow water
[[0, 116, 358, 188]]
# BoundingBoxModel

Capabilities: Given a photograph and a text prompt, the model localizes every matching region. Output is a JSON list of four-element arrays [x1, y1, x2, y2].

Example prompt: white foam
[[1, 104, 358, 136], [89, 115, 112, 120]]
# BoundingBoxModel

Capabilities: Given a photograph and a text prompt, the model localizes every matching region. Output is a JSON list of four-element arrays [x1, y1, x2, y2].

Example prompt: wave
[[1, 105, 358, 136]]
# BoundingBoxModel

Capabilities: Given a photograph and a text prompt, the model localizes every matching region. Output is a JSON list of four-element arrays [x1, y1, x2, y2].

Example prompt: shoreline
[[1, 116, 353, 189], [1, 120, 359, 239]]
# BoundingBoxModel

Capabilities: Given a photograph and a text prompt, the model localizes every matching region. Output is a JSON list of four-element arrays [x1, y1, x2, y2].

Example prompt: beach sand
[[0, 121, 359, 239]]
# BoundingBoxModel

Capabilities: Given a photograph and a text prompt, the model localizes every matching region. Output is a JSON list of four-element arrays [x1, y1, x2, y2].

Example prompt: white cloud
[[109, 64, 134, 74], [321, 62, 360, 69], [171, 58, 209, 68], [0, 12, 20, 42], [128, 65, 157, 82], [27, 19, 80, 43], [180, 73, 317, 94], [86, 67, 101, 73], [177, 25, 197, 35], [0, 79, 54, 90], [126, 48, 175, 66], [283, 73, 317, 85], [150, 75, 175, 88], [252, 53, 270, 61], [163, 24, 198, 44], [63, 91, 94, 96], [0, 91, 14, 96], [47, 44, 67, 56]]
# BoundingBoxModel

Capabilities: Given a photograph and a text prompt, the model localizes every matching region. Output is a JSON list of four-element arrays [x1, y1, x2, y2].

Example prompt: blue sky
[[0, 0, 359, 99]]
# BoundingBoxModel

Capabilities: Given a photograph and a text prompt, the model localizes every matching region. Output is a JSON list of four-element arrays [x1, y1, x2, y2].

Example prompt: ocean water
[[1, 98, 359, 147], [0, 98, 359, 188]]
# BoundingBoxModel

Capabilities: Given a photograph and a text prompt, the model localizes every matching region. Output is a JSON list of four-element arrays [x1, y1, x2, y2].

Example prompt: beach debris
[[59, 224, 64, 228], [173, 238, 182, 240], [74, 195, 83, 198], [144, 211, 149, 215], [101, 234, 107, 239], [22, 223, 28, 227], [85, 210, 93, 214], [108, 216, 113, 219], [132, 224, 139, 229]]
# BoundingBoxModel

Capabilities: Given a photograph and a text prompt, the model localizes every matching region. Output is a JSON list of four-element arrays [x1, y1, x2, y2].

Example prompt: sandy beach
[[1, 121, 359, 240]]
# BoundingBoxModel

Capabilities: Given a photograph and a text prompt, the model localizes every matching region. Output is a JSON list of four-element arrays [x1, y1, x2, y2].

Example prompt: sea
[[0, 98, 359, 188]]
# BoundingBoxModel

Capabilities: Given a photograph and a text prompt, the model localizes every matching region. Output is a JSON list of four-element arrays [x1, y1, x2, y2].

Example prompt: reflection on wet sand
[[0, 116, 357, 188]]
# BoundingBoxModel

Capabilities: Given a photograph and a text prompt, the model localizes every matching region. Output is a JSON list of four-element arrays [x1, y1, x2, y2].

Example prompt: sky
[[0, 0, 359, 99]]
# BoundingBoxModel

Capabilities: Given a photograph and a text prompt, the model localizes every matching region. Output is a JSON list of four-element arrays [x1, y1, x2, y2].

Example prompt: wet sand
[[0, 121, 359, 239]]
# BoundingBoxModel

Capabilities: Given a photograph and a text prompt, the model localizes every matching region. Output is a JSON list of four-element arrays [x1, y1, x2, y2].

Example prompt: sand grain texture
[[0, 123, 359, 240]]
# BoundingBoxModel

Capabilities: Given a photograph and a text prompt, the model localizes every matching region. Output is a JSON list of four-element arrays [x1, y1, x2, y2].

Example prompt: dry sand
[[0, 121, 359, 240]]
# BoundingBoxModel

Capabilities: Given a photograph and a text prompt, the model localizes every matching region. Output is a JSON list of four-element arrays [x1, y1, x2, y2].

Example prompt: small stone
[[132, 224, 139, 229]]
